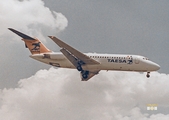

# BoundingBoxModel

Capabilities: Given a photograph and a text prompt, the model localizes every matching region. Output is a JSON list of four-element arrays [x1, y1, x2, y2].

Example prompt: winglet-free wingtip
[[8, 28, 35, 40], [48, 36, 55, 39]]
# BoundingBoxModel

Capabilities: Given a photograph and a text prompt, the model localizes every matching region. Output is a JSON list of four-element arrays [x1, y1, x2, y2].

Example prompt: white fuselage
[[30, 52, 160, 72], [9, 28, 160, 80]]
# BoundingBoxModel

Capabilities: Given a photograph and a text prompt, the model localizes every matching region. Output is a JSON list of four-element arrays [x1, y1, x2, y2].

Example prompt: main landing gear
[[77, 65, 83, 71], [81, 70, 89, 79], [77, 64, 89, 80], [146, 72, 150, 78]]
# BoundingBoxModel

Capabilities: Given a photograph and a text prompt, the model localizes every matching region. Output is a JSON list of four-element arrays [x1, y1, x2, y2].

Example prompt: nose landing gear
[[146, 72, 150, 78]]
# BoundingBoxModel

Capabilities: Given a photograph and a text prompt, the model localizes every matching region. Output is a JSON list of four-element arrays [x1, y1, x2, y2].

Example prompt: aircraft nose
[[144, 60, 160, 71], [151, 62, 160, 71], [154, 63, 160, 70]]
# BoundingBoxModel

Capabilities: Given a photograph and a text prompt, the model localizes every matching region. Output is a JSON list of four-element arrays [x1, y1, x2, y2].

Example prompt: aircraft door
[[135, 57, 140, 64]]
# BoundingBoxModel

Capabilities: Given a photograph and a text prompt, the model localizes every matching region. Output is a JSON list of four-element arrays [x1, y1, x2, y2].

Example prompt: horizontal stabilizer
[[8, 28, 35, 40]]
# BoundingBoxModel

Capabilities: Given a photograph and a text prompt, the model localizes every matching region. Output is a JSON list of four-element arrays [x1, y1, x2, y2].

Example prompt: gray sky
[[0, 0, 169, 120], [0, 0, 168, 88], [44, 0, 168, 72]]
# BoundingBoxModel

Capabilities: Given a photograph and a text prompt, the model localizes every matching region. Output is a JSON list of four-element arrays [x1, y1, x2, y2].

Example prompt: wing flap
[[60, 48, 79, 67]]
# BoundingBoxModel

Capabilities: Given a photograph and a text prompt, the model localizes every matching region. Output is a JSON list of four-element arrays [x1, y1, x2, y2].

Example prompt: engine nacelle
[[44, 53, 65, 60]]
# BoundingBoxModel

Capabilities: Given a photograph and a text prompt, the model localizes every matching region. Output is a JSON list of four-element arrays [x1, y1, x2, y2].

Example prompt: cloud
[[0, 1, 169, 119], [0, 0, 68, 39], [0, 68, 169, 120], [0, 0, 68, 88]]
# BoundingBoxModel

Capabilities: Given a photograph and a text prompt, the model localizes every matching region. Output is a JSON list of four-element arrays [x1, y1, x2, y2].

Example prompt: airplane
[[8, 28, 160, 81]]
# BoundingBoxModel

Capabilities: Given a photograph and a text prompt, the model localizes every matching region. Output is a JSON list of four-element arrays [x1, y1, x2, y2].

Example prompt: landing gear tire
[[82, 74, 88, 79], [77, 65, 82, 71], [81, 71, 89, 79], [146, 72, 150, 78]]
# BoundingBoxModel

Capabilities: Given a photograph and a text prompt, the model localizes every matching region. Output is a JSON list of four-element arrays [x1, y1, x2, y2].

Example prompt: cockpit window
[[143, 57, 149, 60]]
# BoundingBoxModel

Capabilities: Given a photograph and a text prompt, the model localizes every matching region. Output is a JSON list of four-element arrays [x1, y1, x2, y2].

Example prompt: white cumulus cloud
[[0, 68, 169, 120], [0, 0, 68, 39], [0, 0, 68, 88], [0, 1, 169, 119]]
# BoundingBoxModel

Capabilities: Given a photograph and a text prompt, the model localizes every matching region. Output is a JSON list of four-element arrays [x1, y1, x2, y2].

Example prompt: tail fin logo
[[31, 42, 41, 51], [8, 28, 51, 54]]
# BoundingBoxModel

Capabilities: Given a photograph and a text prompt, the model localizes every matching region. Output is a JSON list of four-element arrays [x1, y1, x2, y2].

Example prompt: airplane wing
[[60, 48, 100, 81], [48, 36, 100, 65], [48, 36, 100, 81]]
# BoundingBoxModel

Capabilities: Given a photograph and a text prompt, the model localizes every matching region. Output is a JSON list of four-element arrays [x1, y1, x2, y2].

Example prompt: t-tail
[[8, 28, 51, 54]]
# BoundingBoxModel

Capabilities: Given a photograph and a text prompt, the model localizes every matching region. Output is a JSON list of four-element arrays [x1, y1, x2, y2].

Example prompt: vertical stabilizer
[[8, 28, 51, 54]]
